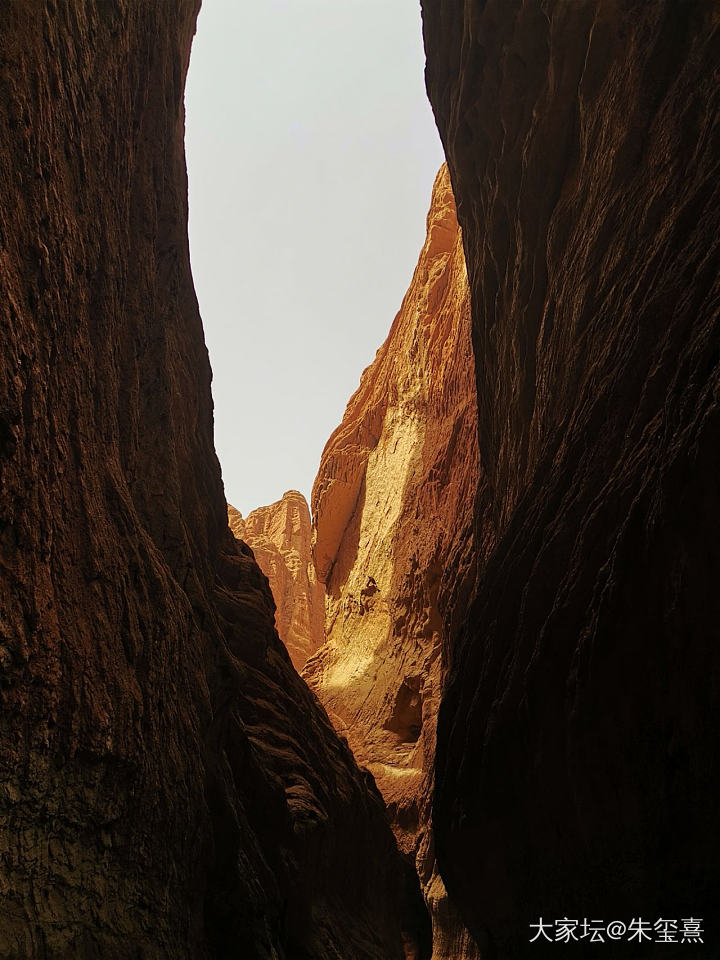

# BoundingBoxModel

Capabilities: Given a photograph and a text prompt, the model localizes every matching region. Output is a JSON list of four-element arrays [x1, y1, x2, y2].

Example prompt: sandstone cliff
[[305, 165, 479, 959], [422, 1, 720, 956], [227, 493, 325, 671], [0, 4, 426, 958]]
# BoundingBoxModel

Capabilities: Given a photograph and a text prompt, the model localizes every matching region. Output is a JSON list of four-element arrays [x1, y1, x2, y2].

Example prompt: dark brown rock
[[0, 3, 424, 957], [422, 0, 720, 956]]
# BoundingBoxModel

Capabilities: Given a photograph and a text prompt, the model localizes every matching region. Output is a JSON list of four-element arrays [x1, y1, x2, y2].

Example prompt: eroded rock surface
[[0, 4, 425, 958], [228, 492, 324, 671], [422, 1, 720, 955], [305, 165, 480, 960]]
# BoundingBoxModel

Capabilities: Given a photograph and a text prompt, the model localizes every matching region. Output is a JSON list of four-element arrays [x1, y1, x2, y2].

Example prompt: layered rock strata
[[305, 165, 480, 959], [422, 1, 720, 956], [228, 493, 324, 671], [0, 4, 427, 958]]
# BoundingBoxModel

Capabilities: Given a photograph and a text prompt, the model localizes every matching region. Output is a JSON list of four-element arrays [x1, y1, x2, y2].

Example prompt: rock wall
[[0, 4, 426, 958], [228, 492, 325, 671], [305, 165, 480, 959], [422, 1, 720, 956]]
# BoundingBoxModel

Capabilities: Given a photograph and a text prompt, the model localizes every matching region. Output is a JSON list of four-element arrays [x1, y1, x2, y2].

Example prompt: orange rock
[[306, 164, 480, 959], [228, 492, 325, 670]]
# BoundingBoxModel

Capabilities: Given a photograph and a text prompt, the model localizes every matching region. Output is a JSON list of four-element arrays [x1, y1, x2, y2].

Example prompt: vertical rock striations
[[422, 0, 720, 955], [227, 492, 325, 671], [305, 165, 480, 959], [0, 3, 423, 958]]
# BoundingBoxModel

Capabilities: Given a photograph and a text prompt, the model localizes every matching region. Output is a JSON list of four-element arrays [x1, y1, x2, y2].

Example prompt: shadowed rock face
[[228, 493, 325, 671], [305, 166, 480, 960], [422, 0, 720, 956], [0, 3, 424, 958]]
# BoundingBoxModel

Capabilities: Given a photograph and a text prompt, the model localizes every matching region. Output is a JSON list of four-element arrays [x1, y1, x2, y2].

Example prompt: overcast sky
[[185, 0, 444, 517]]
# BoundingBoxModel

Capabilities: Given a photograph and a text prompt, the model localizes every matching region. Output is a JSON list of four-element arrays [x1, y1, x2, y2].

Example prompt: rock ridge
[[228, 491, 325, 671]]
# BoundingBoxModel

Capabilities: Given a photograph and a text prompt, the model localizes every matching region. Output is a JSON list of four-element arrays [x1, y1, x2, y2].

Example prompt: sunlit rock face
[[228, 492, 325, 670], [306, 165, 480, 960], [422, 1, 720, 956], [0, 4, 425, 958]]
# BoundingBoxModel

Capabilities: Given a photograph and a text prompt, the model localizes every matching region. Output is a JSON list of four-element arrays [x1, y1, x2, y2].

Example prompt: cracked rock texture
[[227, 493, 325, 671], [422, 0, 720, 956], [0, 3, 426, 958], [305, 165, 480, 960]]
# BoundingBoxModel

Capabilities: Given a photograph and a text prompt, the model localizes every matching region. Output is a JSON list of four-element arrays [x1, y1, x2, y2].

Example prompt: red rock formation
[[0, 4, 427, 958], [422, 1, 720, 956], [306, 165, 479, 959], [228, 492, 325, 671]]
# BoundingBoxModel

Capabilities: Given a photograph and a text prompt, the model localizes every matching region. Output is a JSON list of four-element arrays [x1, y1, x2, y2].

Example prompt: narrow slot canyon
[[228, 163, 478, 960], [0, 3, 717, 960]]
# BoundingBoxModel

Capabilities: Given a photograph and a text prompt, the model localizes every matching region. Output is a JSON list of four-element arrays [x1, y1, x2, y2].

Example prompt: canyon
[[0, 1, 717, 959], [236, 165, 480, 958]]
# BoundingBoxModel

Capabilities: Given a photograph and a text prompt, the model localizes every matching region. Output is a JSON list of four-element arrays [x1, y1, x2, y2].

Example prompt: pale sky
[[185, 0, 444, 518]]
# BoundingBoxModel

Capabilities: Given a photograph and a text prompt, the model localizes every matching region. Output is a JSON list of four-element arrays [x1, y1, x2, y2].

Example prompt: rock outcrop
[[0, 4, 427, 958], [422, 1, 720, 956], [228, 493, 325, 671], [305, 165, 479, 959]]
